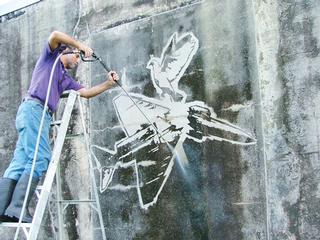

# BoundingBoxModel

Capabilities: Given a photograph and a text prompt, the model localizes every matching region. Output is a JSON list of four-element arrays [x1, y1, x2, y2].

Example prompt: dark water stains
[[243, 81, 252, 101], [204, 140, 245, 239], [133, 179, 185, 239], [182, 139, 208, 239], [59, 107, 80, 240], [84, 0, 202, 32], [276, 0, 319, 145], [133, 142, 208, 239], [282, 164, 320, 239], [133, 0, 154, 7], [301, 18, 320, 58], [122, 138, 209, 239], [275, 84, 291, 137], [210, 85, 241, 120], [0, 10, 25, 23], [180, 54, 206, 102], [179, 0, 202, 8], [104, 14, 149, 30], [278, 0, 320, 61], [283, 201, 300, 239], [295, 152, 320, 239], [276, 2, 320, 238], [142, 80, 157, 98], [116, 167, 136, 186], [121, 207, 132, 223], [239, 34, 253, 101], [178, 25, 184, 33], [0, 27, 22, 175]]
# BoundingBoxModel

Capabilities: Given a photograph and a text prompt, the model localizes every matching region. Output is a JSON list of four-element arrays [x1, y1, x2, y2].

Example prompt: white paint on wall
[[147, 32, 199, 103], [91, 32, 256, 209], [222, 102, 253, 112]]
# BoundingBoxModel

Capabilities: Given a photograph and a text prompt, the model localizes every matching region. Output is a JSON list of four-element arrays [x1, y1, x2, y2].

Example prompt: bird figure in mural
[[90, 32, 257, 210], [146, 32, 199, 103]]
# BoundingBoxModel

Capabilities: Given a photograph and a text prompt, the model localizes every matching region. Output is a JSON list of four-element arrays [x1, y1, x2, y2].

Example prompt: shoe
[[0, 178, 17, 222], [4, 173, 39, 223]]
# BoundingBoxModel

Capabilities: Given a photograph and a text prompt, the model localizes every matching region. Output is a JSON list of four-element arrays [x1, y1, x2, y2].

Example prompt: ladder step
[[0, 222, 32, 228], [60, 90, 72, 98], [58, 200, 96, 204], [65, 133, 84, 139], [61, 90, 80, 98], [50, 120, 62, 126]]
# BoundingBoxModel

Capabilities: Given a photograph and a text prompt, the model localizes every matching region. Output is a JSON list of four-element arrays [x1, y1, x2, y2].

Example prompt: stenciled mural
[[91, 32, 256, 210]]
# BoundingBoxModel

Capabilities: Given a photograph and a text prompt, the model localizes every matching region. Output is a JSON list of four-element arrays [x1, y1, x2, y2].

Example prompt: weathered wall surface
[[88, 1, 262, 239], [252, 0, 320, 239], [0, 0, 319, 239]]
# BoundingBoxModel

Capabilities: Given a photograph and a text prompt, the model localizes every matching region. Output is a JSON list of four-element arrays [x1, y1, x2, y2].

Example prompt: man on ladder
[[0, 30, 119, 223]]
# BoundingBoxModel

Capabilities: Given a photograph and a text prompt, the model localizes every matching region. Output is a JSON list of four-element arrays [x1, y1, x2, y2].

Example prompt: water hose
[[14, 52, 64, 240]]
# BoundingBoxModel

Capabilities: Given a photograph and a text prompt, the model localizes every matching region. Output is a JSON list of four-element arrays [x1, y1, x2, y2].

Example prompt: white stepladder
[[0, 90, 106, 240]]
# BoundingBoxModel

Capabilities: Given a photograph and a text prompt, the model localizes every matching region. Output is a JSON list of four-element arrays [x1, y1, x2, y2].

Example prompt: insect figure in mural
[[91, 32, 256, 210]]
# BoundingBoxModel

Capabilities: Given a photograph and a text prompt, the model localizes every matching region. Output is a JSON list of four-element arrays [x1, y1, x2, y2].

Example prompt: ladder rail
[[28, 91, 78, 240], [56, 162, 65, 240], [51, 105, 64, 239], [78, 96, 107, 240]]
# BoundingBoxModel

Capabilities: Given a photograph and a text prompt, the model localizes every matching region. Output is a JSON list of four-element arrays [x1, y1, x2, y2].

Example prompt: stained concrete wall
[[253, 1, 320, 239], [0, 0, 319, 239]]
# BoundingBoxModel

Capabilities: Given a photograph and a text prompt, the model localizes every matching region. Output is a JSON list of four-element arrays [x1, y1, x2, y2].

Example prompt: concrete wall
[[253, 1, 320, 239], [0, 0, 319, 239]]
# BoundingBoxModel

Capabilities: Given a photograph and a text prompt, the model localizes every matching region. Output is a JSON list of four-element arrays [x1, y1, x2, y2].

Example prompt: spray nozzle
[[78, 50, 99, 62], [64, 50, 112, 73]]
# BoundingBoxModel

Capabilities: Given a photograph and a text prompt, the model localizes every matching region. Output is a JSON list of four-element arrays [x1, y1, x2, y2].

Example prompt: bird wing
[[113, 94, 171, 136], [160, 41, 197, 83], [160, 54, 185, 82]]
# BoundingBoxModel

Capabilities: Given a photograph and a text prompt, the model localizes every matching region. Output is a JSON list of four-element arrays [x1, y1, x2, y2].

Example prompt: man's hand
[[107, 71, 120, 86], [78, 70, 120, 99], [78, 43, 93, 58], [48, 31, 94, 56]]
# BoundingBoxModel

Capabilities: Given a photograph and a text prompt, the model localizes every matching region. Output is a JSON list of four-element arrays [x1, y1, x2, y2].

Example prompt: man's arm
[[78, 71, 119, 99], [48, 30, 93, 57], [49, 31, 119, 98]]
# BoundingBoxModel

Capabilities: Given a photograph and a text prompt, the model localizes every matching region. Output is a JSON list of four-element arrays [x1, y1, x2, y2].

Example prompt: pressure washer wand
[[92, 53, 112, 72], [87, 52, 167, 142]]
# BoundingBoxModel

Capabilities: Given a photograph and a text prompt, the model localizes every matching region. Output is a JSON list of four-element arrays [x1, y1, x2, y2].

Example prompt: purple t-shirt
[[27, 42, 84, 112]]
